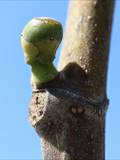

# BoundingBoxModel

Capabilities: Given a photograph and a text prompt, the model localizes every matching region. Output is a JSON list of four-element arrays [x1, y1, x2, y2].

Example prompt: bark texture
[[59, 0, 114, 101], [29, 0, 114, 160]]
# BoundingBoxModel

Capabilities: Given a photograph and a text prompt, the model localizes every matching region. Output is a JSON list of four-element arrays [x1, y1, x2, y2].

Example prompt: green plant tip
[[21, 17, 63, 65], [21, 17, 63, 85]]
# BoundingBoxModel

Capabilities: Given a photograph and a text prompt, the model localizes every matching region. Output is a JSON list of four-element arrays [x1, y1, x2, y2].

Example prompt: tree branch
[[28, 0, 114, 160], [59, 0, 114, 101]]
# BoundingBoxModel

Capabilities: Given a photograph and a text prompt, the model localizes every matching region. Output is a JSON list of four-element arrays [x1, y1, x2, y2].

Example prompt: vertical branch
[[28, 0, 115, 160], [59, 0, 114, 101]]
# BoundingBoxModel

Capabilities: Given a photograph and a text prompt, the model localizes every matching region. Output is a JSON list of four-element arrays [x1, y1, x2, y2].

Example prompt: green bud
[[21, 17, 63, 64], [21, 17, 63, 85]]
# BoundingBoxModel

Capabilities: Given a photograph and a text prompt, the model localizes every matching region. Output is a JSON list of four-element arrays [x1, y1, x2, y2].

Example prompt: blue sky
[[0, 1, 119, 159]]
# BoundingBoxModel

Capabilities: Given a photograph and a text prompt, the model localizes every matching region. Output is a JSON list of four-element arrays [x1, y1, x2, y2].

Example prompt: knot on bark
[[29, 62, 108, 137], [29, 90, 108, 138], [29, 91, 68, 137]]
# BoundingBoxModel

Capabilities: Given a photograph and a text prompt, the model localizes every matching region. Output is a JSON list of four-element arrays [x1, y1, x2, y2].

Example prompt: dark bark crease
[[29, 67, 108, 160], [28, 0, 114, 160], [29, 88, 107, 160]]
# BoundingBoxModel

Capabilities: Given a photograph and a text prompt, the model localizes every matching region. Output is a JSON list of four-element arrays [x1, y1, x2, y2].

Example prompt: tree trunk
[[29, 0, 114, 159]]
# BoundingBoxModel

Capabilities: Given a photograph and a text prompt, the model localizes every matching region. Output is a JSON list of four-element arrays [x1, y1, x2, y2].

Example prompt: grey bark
[[29, 0, 114, 160]]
